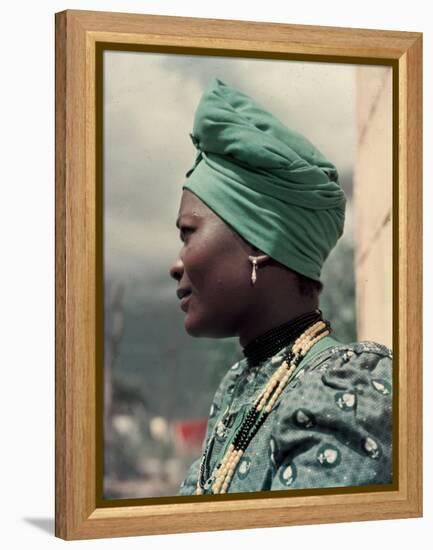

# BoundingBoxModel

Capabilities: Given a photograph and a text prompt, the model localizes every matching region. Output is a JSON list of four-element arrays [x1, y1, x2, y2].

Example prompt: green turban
[[182, 78, 346, 282]]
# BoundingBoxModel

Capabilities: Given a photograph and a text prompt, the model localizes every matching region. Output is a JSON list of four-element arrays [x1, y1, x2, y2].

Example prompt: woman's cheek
[[183, 245, 205, 286]]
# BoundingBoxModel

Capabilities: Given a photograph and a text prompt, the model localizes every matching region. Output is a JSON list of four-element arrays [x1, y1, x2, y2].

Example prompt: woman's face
[[169, 189, 257, 338]]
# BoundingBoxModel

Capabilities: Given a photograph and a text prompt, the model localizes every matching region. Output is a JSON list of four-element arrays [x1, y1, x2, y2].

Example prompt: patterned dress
[[178, 336, 393, 495]]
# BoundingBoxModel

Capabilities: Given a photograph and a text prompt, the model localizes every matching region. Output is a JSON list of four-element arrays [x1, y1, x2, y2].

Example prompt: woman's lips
[[180, 292, 192, 311]]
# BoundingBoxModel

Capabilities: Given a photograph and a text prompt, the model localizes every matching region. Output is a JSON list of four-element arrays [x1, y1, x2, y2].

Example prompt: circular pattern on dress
[[335, 391, 356, 411], [317, 444, 341, 468], [237, 456, 252, 479], [362, 436, 381, 459], [292, 408, 316, 428], [279, 461, 297, 487], [371, 378, 391, 396]]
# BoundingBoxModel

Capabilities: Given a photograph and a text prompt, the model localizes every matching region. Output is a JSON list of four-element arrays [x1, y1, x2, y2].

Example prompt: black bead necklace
[[242, 309, 323, 366]]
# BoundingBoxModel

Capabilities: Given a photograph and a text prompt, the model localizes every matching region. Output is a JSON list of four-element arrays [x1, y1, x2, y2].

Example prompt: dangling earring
[[248, 255, 268, 285], [249, 257, 258, 285]]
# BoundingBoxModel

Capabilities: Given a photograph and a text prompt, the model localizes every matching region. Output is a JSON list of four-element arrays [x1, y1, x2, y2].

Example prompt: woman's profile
[[169, 78, 392, 496]]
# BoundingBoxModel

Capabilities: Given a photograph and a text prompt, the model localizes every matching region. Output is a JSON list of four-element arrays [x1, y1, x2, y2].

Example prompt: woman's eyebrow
[[175, 213, 202, 228]]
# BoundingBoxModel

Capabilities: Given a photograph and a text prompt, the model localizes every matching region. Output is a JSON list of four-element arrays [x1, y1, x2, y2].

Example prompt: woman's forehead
[[177, 190, 211, 222]]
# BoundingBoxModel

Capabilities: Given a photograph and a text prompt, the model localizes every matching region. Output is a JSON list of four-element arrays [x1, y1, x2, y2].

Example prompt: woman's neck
[[238, 297, 319, 349]]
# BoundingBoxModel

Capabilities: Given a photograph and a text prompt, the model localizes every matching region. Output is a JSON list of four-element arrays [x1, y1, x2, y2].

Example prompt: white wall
[[1, 1, 430, 549], [354, 66, 393, 346]]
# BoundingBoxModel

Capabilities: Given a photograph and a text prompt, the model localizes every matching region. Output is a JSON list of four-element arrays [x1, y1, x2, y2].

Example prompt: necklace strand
[[242, 309, 323, 366], [196, 319, 330, 495]]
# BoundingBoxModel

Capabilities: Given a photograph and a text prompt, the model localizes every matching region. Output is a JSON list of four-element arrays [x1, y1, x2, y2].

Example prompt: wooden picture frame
[[55, 9, 422, 540]]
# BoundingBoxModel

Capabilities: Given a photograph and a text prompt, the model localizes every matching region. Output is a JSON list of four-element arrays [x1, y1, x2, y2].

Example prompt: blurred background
[[103, 51, 392, 499]]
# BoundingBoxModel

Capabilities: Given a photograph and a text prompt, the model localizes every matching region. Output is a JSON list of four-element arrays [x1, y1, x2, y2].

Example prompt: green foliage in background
[[320, 236, 357, 344]]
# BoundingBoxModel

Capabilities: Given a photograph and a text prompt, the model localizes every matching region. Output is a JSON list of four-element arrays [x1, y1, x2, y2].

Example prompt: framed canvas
[[55, 9, 422, 540]]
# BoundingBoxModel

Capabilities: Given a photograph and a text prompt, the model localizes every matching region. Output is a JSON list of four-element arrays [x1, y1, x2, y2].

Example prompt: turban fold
[[182, 78, 346, 282]]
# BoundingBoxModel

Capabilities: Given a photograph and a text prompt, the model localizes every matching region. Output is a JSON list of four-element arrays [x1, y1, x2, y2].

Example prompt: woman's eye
[[180, 227, 193, 242]]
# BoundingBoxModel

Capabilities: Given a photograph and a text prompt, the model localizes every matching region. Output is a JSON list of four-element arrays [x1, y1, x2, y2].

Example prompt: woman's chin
[[184, 314, 206, 337], [184, 313, 230, 339], [183, 310, 218, 338]]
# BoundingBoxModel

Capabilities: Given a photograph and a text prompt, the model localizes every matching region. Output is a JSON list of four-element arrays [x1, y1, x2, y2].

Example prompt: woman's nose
[[169, 254, 184, 282]]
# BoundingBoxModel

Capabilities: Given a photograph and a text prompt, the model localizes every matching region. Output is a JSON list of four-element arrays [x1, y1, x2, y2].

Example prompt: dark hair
[[295, 272, 323, 298]]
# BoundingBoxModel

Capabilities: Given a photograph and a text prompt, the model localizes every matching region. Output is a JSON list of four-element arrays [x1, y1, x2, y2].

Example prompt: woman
[[169, 79, 392, 496]]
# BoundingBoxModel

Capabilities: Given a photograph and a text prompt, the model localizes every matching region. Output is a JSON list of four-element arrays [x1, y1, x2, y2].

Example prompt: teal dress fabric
[[177, 338, 393, 495]]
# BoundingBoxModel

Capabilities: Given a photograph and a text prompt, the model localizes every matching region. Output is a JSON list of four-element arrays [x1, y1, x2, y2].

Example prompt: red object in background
[[173, 418, 208, 455]]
